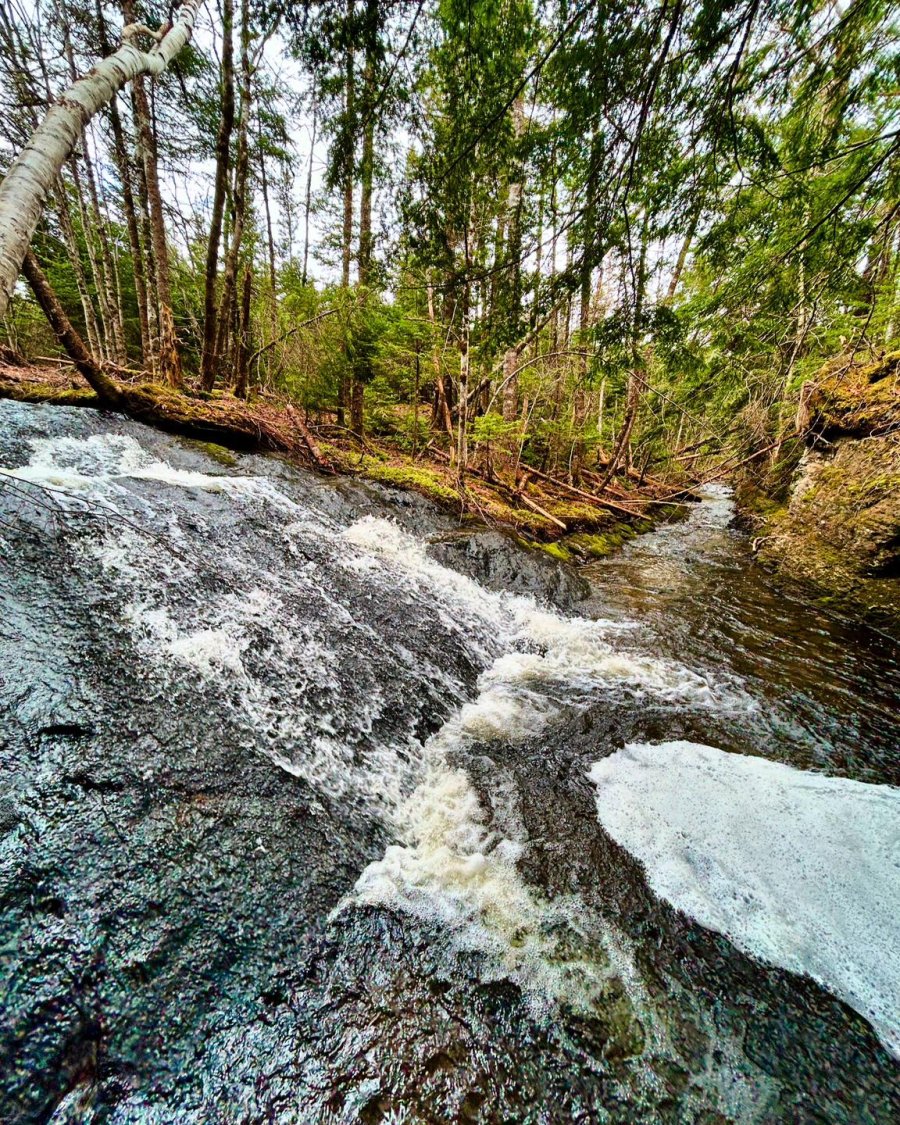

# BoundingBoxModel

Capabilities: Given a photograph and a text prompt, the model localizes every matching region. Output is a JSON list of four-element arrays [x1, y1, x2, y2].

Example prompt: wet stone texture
[[0, 402, 599, 1123], [0, 401, 898, 1123], [463, 706, 900, 1124]]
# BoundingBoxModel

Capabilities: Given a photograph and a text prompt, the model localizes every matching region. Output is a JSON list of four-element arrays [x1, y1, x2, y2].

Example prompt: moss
[[182, 439, 239, 467], [363, 461, 461, 505], [808, 352, 900, 438], [565, 532, 618, 558], [0, 379, 100, 407], [545, 499, 615, 526], [751, 427, 900, 633], [536, 540, 574, 563], [561, 518, 648, 560]]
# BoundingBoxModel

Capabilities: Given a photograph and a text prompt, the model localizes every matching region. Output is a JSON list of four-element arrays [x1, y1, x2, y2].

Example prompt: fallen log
[[285, 406, 336, 474], [0, 366, 338, 474], [521, 463, 649, 518], [515, 490, 567, 530]]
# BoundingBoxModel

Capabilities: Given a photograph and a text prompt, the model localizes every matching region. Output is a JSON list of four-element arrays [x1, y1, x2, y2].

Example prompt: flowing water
[[0, 401, 898, 1123]]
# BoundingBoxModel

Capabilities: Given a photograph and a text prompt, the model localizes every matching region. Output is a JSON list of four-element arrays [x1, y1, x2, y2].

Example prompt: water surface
[[0, 406, 898, 1123]]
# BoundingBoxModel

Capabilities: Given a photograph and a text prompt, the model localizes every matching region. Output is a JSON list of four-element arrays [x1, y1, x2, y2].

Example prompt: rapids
[[0, 400, 898, 1123]]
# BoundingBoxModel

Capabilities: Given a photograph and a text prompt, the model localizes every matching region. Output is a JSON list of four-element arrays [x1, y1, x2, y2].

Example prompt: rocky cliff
[[744, 352, 900, 630]]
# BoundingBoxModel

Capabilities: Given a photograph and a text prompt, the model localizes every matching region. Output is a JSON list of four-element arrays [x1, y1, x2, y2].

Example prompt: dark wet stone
[[1, 401, 898, 1124], [427, 528, 589, 608]]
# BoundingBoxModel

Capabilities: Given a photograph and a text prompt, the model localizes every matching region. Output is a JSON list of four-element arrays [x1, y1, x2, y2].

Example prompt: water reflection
[[582, 487, 900, 784]]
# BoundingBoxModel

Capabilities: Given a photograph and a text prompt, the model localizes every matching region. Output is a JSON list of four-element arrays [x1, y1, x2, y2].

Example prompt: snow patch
[[589, 741, 900, 1057]]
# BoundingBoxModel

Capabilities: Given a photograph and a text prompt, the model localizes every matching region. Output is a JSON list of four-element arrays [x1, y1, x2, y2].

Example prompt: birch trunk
[[0, 0, 202, 321]]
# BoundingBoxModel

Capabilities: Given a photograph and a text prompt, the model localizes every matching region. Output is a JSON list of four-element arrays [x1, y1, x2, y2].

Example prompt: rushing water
[[0, 402, 898, 1124]]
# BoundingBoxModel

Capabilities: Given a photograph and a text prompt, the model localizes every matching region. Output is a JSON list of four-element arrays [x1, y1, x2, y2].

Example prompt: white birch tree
[[0, 0, 203, 321]]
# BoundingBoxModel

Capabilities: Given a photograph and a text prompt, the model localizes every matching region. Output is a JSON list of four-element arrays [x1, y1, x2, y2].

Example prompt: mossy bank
[[739, 352, 900, 632]]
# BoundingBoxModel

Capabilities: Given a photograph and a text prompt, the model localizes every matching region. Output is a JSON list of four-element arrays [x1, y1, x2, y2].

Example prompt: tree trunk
[[54, 179, 104, 356], [427, 281, 453, 443], [302, 81, 318, 286], [351, 0, 379, 441], [502, 344, 519, 423], [81, 128, 128, 362], [0, 0, 203, 321], [350, 377, 365, 438], [127, 83, 160, 361], [595, 371, 639, 491], [68, 157, 113, 362], [199, 0, 235, 391], [107, 88, 151, 364], [358, 0, 378, 289], [97, 0, 151, 365], [258, 135, 277, 294], [666, 212, 697, 302], [56, 0, 127, 364], [133, 72, 183, 387], [457, 319, 469, 488], [214, 0, 250, 385], [21, 249, 122, 403], [501, 96, 525, 424], [456, 223, 472, 490], [338, 0, 355, 426], [341, 0, 355, 289], [233, 265, 252, 398]]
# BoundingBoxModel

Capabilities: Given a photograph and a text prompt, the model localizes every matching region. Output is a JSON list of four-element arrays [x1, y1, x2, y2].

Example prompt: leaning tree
[[0, 0, 203, 357]]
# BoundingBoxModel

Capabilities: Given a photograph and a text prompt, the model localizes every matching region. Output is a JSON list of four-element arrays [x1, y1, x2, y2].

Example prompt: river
[[0, 400, 898, 1123]]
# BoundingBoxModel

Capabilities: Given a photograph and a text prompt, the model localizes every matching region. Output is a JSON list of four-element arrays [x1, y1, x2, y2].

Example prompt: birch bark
[[0, 0, 202, 320]]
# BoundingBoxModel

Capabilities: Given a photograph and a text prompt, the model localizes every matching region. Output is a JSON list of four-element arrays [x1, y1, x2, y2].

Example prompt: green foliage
[[471, 412, 517, 445], [3, 0, 899, 490]]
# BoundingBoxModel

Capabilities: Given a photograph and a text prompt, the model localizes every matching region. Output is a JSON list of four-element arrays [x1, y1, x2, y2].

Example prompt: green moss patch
[[182, 439, 239, 467], [537, 540, 574, 563], [358, 458, 461, 505]]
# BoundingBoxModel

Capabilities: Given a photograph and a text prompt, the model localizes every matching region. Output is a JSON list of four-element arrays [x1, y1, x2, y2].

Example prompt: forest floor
[[0, 359, 697, 563]]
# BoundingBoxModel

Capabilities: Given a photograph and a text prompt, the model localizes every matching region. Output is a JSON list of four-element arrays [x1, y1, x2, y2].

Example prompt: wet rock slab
[[427, 527, 589, 608], [0, 402, 588, 1122], [1, 401, 898, 1124]]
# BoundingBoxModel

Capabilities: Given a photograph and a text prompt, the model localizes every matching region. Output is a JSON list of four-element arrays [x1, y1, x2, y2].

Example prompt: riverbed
[[0, 401, 897, 1123]]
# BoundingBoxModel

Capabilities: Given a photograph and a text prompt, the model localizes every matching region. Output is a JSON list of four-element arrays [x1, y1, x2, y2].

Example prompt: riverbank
[[0, 359, 694, 563], [737, 351, 900, 634]]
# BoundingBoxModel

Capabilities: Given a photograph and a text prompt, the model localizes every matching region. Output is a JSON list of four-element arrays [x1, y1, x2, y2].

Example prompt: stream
[[0, 400, 898, 1123]]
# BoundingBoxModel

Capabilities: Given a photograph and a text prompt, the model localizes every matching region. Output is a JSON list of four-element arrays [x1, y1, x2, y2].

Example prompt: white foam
[[351, 760, 639, 1026], [341, 516, 511, 660], [342, 517, 750, 715], [1, 432, 242, 494], [589, 741, 900, 1056]]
